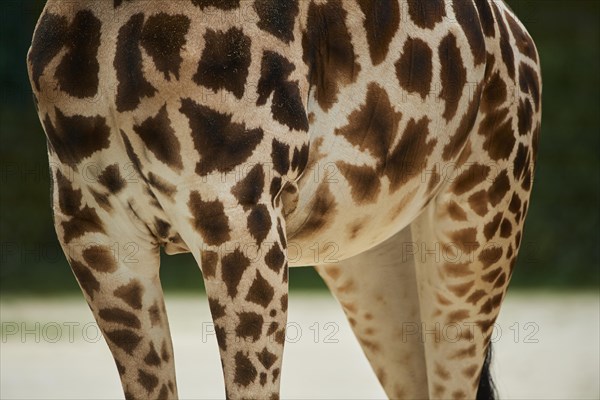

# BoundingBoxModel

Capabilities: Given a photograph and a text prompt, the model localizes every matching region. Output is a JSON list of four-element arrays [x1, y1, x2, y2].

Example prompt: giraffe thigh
[[50, 173, 177, 400], [316, 227, 428, 399]]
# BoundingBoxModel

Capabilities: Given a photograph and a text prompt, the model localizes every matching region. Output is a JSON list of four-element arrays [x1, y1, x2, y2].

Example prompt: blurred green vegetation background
[[1, 1, 598, 295]]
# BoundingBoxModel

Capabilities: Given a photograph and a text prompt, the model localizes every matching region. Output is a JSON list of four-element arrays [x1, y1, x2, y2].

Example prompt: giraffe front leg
[[189, 200, 288, 399]]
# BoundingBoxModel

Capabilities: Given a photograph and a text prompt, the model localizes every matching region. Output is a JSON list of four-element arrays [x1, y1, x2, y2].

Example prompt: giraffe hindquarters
[[50, 174, 177, 399], [316, 226, 429, 399]]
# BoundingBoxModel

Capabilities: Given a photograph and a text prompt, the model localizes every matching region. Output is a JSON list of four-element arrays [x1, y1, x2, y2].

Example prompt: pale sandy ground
[[1, 292, 598, 400]]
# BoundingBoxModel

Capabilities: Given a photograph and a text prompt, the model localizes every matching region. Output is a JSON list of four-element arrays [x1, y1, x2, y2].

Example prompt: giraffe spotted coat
[[28, 0, 541, 399]]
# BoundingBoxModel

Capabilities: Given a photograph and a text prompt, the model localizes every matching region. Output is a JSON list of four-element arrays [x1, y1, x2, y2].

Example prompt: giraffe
[[27, 0, 541, 399]]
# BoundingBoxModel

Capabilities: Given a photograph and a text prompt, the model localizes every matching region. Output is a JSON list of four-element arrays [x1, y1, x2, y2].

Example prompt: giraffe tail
[[477, 344, 498, 400]]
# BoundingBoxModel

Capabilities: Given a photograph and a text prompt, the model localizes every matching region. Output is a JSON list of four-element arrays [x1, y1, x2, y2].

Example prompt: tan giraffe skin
[[27, 0, 541, 399]]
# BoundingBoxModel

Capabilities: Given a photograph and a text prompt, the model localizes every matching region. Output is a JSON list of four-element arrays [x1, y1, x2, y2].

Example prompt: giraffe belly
[[284, 174, 433, 267]]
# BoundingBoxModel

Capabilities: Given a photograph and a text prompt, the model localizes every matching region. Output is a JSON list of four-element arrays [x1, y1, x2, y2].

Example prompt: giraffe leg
[[179, 199, 289, 399], [411, 125, 539, 399], [52, 172, 177, 400], [316, 227, 428, 399]]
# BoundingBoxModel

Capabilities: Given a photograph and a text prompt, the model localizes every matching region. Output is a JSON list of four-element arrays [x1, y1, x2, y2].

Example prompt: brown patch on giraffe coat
[[302, 0, 360, 110], [44, 109, 111, 166], [133, 105, 183, 171], [449, 228, 479, 254], [256, 347, 277, 370], [474, 0, 496, 37], [519, 62, 541, 111], [518, 99, 534, 136], [180, 98, 264, 175], [247, 205, 271, 247], [463, 364, 480, 378], [194, 27, 251, 99], [439, 33, 467, 121], [144, 342, 162, 366], [446, 309, 470, 324], [280, 294, 288, 313], [61, 205, 105, 244], [236, 312, 264, 342], [245, 271, 275, 308], [395, 37, 433, 99], [513, 143, 529, 180], [99, 308, 141, 329], [453, 0, 486, 65], [215, 324, 227, 351], [231, 164, 265, 210], [161, 341, 171, 363], [267, 321, 279, 336], [451, 163, 491, 196], [448, 281, 475, 297], [98, 164, 126, 194], [53, 10, 102, 98], [221, 249, 251, 298], [447, 201, 467, 221], [254, 0, 299, 43], [468, 190, 489, 216], [148, 302, 162, 327], [386, 117, 436, 192], [157, 385, 169, 400], [257, 52, 309, 132], [488, 170, 511, 206], [28, 12, 68, 91], [82, 245, 117, 273], [481, 72, 507, 113], [114, 14, 157, 112], [55, 170, 81, 215], [137, 369, 159, 394], [336, 83, 401, 163], [466, 289, 487, 305], [479, 247, 503, 269], [264, 242, 285, 273], [234, 352, 258, 386], [146, 173, 176, 198], [480, 109, 516, 161], [105, 329, 142, 355], [492, 3, 516, 80], [270, 142, 291, 180], [505, 12, 538, 62], [291, 144, 310, 174], [357, 0, 400, 65], [406, 0, 446, 29], [114, 280, 144, 310], [435, 362, 451, 380], [201, 250, 218, 278], [208, 297, 226, 320], [191, 0, 239, 10], [500, 218, 512, 238], [69, 259, 100, 299], [140, 13, 190, 81], [482, 267, 503, 283], [337, 162, 381, 204], [483, 212, 503, 240], [188, 191, 231, 246]]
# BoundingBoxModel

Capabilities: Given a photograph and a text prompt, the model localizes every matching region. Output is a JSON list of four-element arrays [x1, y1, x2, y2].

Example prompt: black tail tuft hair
[[476, 344, 498, 400]]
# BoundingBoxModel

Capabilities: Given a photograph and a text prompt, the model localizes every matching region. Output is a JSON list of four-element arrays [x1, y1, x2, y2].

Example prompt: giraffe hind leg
[[316, 226, 429, 399], [51, 168, 177, 400]]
